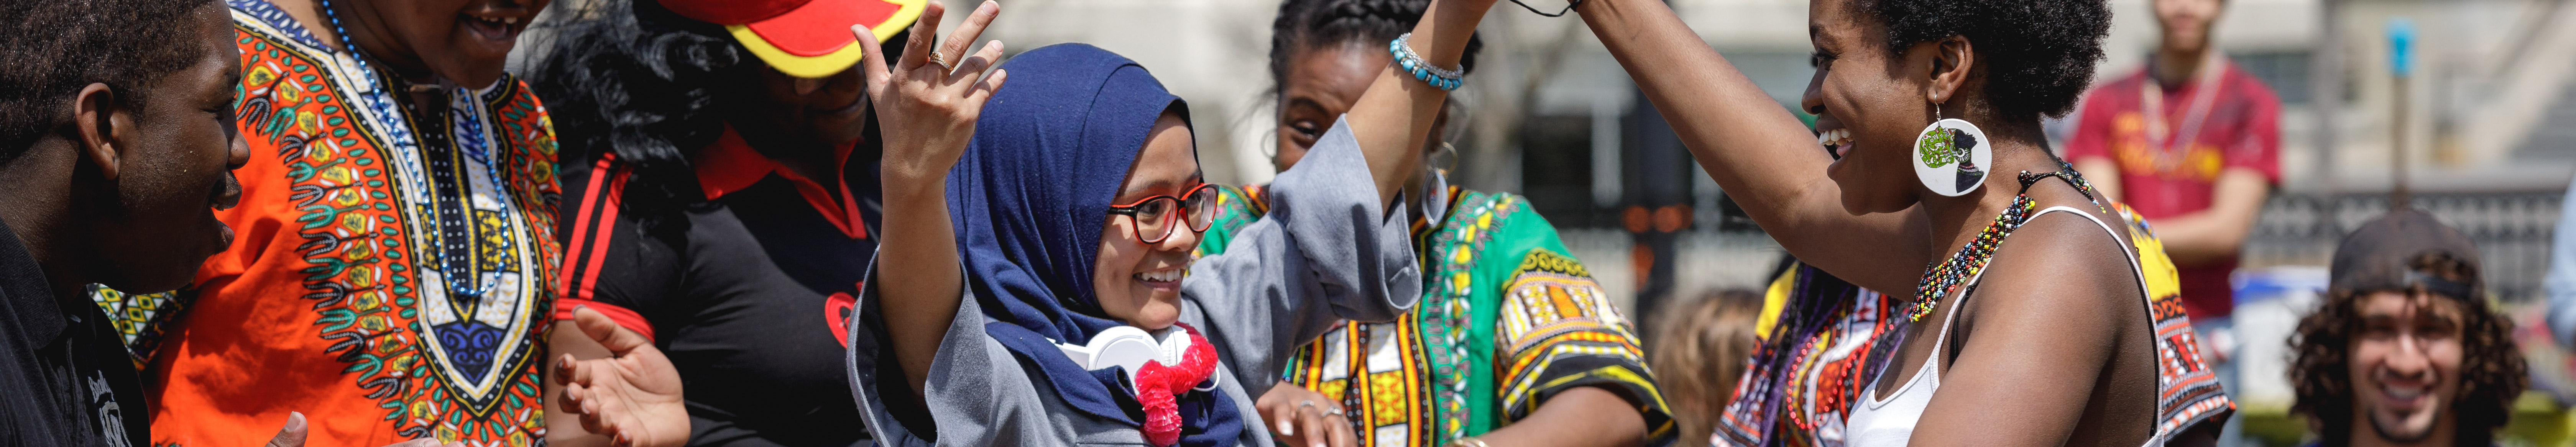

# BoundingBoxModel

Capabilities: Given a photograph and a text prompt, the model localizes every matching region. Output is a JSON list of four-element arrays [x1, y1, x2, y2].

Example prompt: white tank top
[[1841, 206, 2169, 447]]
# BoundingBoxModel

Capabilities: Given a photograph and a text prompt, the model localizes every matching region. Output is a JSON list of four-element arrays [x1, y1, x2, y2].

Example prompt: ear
[[69, 83, 134, 181], [1923, 35, 1974, 109]]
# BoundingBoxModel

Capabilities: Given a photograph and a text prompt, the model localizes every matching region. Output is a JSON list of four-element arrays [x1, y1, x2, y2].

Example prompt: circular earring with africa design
[[1911, 101, 1993, 197]]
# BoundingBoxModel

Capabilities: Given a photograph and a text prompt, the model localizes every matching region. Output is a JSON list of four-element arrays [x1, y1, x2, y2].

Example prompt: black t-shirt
[[0, 223, 150, 447], [557, 146, 879, 447]]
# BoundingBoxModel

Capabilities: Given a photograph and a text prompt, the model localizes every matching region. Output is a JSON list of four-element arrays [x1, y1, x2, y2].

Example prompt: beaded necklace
[[318, 0, 509, 301], [1907, 169, 2099, 321]]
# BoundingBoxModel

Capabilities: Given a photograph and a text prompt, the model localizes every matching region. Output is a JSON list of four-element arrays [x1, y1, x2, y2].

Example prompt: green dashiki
[[1198, 183, 1676, 447]]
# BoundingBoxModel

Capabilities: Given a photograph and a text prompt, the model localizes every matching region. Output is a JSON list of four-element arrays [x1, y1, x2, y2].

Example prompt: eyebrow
[[1120, 173, 1206, 196]]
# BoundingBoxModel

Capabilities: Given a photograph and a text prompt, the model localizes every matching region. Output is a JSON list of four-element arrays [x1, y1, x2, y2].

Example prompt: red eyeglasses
[[1106, 183, 1220, 244]]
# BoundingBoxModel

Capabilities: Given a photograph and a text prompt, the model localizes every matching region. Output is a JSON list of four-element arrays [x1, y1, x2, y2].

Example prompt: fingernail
[[1281, 422, 1293, 436]]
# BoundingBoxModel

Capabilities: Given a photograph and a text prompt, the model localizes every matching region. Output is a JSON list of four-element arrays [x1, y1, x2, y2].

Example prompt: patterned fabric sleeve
[[88, 287, 187, 368], [2111, 203, 2236, 437], [1492, 248, 1676, 444]]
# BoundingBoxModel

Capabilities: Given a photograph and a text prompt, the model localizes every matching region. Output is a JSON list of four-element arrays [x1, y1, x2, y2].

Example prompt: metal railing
[[2244, 192, 2565, 302]]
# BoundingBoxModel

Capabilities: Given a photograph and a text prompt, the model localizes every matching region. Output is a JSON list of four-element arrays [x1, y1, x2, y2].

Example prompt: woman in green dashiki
[[1196, 1, 1673, 446]]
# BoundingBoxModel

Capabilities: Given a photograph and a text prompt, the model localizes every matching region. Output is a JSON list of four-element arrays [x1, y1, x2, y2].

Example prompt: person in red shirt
[[2065, 0, 2277, 443], [2068, 0, 2277, 335]]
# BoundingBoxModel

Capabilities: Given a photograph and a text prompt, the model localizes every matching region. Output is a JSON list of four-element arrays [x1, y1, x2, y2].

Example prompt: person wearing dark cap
[[2288, 210, 2525, 447], [521, 0, 932, 444]]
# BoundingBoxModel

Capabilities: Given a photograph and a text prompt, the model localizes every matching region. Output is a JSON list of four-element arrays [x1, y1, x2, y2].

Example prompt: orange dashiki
[[99, 1, 564, 446]]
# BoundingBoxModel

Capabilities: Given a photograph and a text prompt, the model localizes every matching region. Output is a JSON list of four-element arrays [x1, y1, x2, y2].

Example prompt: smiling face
[[92, 3, 249, 293], [1804, 0, 1945, 214], [351, 0, 547, 88], [2348, 290, 2467, 443], [1093, 111, 1200, 330]]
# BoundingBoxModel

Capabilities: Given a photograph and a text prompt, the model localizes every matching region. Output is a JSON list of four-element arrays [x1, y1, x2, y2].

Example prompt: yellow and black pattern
[[1494, 249, 1671, 435]]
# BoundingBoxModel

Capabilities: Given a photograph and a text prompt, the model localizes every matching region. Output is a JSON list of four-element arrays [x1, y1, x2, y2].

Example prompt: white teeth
[[2386, 386, 2424, 400], [1137, 269, 1184, 283], [503, 17, 518, 24], [1816, 129, 1852, 147]]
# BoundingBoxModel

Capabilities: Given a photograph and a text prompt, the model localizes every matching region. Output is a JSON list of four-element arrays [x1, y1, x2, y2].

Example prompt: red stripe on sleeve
[[553, 298, 656, 342]]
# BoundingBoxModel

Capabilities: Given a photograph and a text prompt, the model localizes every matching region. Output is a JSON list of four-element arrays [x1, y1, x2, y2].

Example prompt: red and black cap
[[660, 0, 927, 78]]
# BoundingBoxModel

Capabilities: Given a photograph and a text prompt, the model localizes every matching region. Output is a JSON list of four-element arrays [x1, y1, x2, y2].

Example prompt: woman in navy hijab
[[842, 0, 1495, 444]]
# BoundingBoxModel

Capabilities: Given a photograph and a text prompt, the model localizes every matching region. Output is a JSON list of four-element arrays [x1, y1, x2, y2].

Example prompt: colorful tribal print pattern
[[230, 1, 561, 442], [2113, 204, 2233, 436], [89, 286, 186, 369], [1280, 188, 1670, 446], [1714, 264, 1904, 447], [1416, 190, 1504, 443], [1493, 250, 1663, 422], [2039, 171, 2234, 437]]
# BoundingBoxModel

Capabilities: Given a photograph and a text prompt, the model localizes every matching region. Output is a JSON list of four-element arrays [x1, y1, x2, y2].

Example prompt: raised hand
[[862, 0, 1008, 196], [859, 0, 1007, 396], [554, 307, 687, 447]]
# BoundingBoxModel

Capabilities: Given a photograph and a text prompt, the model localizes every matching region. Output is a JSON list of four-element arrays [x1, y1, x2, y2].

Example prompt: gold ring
[[927, 51, 957, 72]]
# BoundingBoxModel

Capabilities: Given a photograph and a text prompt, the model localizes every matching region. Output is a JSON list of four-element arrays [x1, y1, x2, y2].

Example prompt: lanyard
[[2138, 53, 2228, 173]]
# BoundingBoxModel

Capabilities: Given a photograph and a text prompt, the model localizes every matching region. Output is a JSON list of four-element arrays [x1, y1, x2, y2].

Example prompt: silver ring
[[1323, 407, 1346, 418], [927, 51, 957, 72], [1298, 400, 1316, 409]]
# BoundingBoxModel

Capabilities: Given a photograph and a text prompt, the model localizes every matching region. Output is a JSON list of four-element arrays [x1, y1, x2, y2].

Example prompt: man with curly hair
[[2290, 210, 2524, 447]]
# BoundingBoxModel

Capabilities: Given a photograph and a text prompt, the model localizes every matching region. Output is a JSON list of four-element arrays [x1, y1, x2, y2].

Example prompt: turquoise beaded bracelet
[[1390, 33, 1464, 91]]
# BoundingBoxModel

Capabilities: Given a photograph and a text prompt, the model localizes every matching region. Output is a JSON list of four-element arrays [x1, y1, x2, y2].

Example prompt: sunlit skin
[[1256, 43, 1646, 447], [266, 0, 545, 88], [1092, 112, 1203, 330], [1, 1, 245, 306], [2346, 291, 2467, 447], [1569, 0, 2191, 444], [83, 4, 248, 295], [1270, 46, 1451, 177], [1801, 0, 1944, 216]]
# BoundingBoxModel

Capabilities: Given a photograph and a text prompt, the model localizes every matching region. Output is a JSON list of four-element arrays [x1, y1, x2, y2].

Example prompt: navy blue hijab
[[946, 43, 1242, 446]]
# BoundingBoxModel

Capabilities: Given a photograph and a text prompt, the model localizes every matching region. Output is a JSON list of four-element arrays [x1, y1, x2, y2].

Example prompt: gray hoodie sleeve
[[1178, 117, 1422, 398], [846, 116, 1412, 446], [846, 273, 1087, 447]]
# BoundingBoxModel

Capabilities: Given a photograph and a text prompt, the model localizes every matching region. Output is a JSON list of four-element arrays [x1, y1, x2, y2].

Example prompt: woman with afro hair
[[1566, 0, 2236, 445]]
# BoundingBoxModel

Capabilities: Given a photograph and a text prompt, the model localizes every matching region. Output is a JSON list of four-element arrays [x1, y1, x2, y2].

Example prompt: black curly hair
[[524, 0, 903, 228], [0, 0, 219, 164], [1268, 0, 1482, 96], [2289, 251, 2524, 447], [1858, 0, 2111, 124]]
